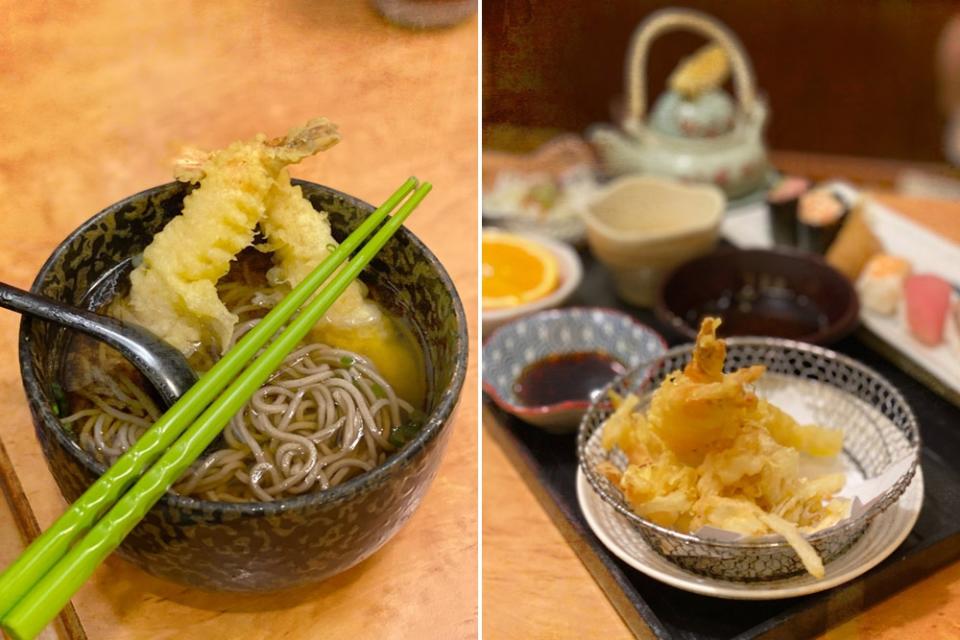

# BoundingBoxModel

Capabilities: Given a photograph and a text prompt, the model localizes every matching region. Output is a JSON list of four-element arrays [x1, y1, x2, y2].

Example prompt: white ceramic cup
[[583, 176, 725, 307]]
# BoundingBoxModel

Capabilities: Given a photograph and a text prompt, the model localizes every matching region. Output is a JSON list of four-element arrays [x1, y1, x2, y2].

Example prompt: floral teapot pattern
[[589, 9, 770, 199]]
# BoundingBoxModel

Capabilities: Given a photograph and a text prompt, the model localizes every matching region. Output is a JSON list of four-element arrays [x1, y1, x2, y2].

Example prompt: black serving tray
[[483, 250, 960, 640]]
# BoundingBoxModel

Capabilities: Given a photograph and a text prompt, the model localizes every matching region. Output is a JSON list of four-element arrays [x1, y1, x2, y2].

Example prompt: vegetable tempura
[[600, 317, 847, 577]]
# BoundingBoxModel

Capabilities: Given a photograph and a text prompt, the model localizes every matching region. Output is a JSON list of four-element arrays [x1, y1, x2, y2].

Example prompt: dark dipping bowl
[[655, 247, 859, 345], [19, 180, 468, 592]]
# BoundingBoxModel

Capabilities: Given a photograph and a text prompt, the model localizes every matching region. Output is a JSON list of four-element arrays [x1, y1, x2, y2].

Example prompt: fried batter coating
[[756, 399, 844, 457], [600, 317, 847, 578], [258, 172, 426, 404], [120, 119, 339, 355], [259, 169, 380, 328]]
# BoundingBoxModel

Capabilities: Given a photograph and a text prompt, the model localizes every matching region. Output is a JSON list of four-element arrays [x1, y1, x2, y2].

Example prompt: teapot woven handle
[[624, 8, 757, 134]]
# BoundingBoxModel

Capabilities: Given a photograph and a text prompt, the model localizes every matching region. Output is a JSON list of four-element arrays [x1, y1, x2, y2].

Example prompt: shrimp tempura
[[259, 169, 381, 328], [121, 119, 340, 354]]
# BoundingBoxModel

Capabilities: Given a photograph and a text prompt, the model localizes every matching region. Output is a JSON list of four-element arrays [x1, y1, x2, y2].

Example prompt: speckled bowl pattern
[[19, 180, 468, 592], [482, 308, 666, 433]]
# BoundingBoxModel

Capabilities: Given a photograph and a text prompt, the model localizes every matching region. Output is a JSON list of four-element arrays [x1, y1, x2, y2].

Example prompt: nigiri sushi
[[904, 274, 953, 346], [856, 254, 911, 315]]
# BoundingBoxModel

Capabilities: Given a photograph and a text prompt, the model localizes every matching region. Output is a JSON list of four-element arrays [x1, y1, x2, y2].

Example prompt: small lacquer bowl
[[482, 308, 666, 434]]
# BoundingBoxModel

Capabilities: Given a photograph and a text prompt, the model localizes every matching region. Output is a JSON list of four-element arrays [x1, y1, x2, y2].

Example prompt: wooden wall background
[[483, 1, 958, 162]]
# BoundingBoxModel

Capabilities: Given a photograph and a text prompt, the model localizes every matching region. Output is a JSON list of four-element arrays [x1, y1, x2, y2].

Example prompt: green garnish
[[524, 182, 560, 211], [339, 356, 355, 367], [388, 418, 423, 448], [388, 409, 427, 448], [50, 383, 68, 420], [371, 383, 387, 399]]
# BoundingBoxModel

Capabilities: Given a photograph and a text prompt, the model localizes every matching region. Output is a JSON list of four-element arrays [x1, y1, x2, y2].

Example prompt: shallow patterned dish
[[577, 337, 920, 581], [482, 308, 666, 434], [19, 180, 468, 592], [577, 466, 924, 599]]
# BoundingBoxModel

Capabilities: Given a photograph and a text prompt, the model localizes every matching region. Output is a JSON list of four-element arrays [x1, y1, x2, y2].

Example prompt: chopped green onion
[[50, 383, 67, 419], [388, 420, 421, 448]]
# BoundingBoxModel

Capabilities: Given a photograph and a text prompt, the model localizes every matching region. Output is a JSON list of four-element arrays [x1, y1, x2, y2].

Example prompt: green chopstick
[[0, 176, 419, 622], [2, 181, 431, 640]]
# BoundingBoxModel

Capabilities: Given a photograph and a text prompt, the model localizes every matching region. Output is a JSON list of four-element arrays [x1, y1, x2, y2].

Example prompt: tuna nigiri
[[904, 274, 953, 346]]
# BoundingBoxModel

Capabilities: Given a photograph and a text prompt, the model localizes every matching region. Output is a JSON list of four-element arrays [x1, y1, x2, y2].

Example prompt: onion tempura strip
[[756, 510, 825, 578]]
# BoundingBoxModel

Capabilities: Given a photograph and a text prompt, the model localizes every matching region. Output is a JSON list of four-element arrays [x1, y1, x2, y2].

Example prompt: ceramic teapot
[[589, 9, 770, 199]]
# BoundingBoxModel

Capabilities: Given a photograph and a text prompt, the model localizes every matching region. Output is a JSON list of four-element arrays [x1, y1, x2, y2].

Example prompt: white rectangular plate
[[722, 182, 960, 396]]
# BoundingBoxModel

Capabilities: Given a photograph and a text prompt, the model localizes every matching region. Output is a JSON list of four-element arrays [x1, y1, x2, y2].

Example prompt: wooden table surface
[[482, 193, 960, 640], [0, 2, 477, 639]]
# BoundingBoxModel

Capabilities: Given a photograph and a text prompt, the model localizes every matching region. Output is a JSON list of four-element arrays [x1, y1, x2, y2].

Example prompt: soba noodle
[[60, 252, 423, 503]]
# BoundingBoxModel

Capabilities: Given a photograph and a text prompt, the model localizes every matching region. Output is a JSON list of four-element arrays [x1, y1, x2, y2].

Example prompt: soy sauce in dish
[[514, 351, 626, 407]]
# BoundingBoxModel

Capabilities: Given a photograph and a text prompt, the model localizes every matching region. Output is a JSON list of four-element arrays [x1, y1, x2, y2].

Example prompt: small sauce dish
[[482, 307, 666, 433]]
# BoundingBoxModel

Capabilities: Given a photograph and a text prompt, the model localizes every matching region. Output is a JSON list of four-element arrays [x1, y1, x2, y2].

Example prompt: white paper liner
[[693, 454, 915, 543]]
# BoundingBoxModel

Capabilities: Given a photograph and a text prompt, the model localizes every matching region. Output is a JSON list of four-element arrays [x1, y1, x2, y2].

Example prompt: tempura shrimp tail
[[684, 317, 726, 383], [172, 146, 210, 184], [265, 117, 341, 167], [173, 118, 340, 184]]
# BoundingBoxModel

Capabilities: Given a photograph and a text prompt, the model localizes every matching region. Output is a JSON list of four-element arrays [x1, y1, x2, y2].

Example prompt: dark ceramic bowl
[[655, 247, 859, 345], [19, 180, 468, 592]]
